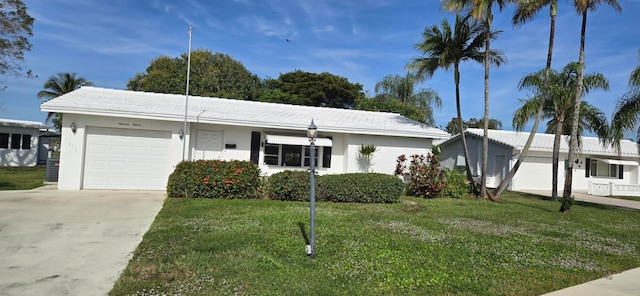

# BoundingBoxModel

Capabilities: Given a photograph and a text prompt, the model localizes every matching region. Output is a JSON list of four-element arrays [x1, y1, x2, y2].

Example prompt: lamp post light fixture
[[307, 119, 317, 259]]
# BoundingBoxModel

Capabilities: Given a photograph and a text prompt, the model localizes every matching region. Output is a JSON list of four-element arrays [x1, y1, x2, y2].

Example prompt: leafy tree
[[262, 70, 365, 108], [442, 0, 510, 200], [407, 15, 502, 192], [374, 73, 442, 126], [563, 0, 621, 212], [0, 0, 35, 89], [513, 62, 609, 201], [444, 117, 502, 134], [494, 0, 559, 198], [127, 49, 261, 100], [354, 95, 426, 124], [37, 73, 94, 130], [610, 50, 640, 154]]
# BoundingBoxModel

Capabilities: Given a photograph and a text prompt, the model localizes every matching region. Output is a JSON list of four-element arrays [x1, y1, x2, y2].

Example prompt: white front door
[[193, 130, 223, 160]]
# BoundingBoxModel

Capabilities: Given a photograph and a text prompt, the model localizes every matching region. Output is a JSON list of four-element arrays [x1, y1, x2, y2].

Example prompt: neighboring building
[[38, 130, 61, 165], [439, 128, 640, 195], [40, 86, 449, 190], [0, 118, 50, 167]]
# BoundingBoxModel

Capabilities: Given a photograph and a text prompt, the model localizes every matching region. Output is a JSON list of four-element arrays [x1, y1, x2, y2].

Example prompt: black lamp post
[[307, 119, 317, 259]]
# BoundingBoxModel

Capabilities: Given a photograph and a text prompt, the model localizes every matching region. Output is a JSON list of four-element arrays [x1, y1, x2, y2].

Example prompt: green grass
[[110, 192, 640, 296], [0, 166, 46, 190]]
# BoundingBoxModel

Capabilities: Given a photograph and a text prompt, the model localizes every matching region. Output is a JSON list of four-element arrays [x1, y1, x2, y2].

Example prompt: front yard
[[110, 192, 640, 295], [0, 166, 45, 190]]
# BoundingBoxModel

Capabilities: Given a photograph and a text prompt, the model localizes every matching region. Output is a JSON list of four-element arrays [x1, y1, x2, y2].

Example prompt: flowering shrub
[[166, 160, 261, 199], [395, 153, 447, 199]]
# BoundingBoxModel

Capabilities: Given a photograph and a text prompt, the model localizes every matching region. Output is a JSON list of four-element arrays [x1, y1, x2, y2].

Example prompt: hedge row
[[263, 170, 405, 203], [166, 160, 261, 199]]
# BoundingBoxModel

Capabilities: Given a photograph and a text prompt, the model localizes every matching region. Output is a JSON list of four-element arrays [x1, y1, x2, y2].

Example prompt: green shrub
[[440, 169, 470, 198], [166, 160, 261, 199], [395, 154, 447, 199], [263, 170, 311, 201], [317, 173, 404, 203]]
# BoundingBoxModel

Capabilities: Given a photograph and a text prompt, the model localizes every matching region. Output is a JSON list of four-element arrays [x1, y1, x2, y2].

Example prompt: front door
[[193, 130, 223, 160]]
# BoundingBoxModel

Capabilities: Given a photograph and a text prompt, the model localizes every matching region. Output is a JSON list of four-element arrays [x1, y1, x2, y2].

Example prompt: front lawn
[[608, 195, 640, 202], [0, 166, 46, 190], [111, 192, 640, 296]]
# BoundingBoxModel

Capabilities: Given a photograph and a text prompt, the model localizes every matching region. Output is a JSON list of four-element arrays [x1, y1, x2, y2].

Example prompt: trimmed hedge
[[263, 170, 311, 201], [440, 169, 470, 198], [166, 160, 261, 199], [317, 173, 404, 203], [263, 171, 404, 203]]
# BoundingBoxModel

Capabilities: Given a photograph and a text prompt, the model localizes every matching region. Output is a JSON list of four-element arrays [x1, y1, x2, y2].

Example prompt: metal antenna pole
[[181, 26, 192, 161]]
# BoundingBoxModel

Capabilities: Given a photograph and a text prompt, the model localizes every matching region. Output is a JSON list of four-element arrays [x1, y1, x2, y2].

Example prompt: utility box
[[45, 159, 60, 182]]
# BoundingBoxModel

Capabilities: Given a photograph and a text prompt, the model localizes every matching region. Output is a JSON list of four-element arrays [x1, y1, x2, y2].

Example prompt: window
[[590, 159, 617, 178], [10, 134, 21, 149], [0, 133, 8, 148], [21, 134, 31, 149], [264, 144, 330, 168]]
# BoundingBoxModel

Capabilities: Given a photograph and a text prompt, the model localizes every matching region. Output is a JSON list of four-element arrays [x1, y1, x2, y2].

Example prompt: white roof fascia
[[266, 134, 333, 147]]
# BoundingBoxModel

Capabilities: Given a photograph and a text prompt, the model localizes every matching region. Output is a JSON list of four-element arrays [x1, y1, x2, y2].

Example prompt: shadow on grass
[[513, 191, 626, 212], [297, 222, 310, 245], [0, 181, 16, 190]]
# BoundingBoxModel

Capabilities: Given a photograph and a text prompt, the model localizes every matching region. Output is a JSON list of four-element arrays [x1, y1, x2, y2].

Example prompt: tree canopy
[[127, 49, 261, 100], [38, 72, 94, 130], [260, 70, 365, 108], [0, 0, 35, 89], [444, 117, 502, 134], [354, 95, 427, 124], [374, 73, 442, 126]]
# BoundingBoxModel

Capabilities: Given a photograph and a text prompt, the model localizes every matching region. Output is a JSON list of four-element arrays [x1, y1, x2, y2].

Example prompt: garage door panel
[[83, 127, 171, 190]]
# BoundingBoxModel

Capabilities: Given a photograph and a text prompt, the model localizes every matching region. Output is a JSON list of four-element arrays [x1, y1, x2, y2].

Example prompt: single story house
[[438, 128, 640, 196], [0, 118, 50, 167], [40, 86, 450, 190]]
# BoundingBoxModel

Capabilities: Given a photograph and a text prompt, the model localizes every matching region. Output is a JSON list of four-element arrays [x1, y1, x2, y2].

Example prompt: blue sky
[[2, 0, 640, 133]]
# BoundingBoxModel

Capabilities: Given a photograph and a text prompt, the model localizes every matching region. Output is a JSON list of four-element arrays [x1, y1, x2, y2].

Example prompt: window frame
[[263, 143, 330, 168], [0, 133, 8, 149], [590, 159, 618, 178]]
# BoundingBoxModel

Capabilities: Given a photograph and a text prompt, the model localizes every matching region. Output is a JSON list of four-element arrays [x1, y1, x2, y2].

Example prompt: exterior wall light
[[70, 122, 77, 134], [179, 129, 184, 140]]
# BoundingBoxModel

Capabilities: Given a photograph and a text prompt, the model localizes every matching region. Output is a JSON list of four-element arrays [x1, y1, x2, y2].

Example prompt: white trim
[[594, 158, 639, 166], [265, 134, 333, 147]]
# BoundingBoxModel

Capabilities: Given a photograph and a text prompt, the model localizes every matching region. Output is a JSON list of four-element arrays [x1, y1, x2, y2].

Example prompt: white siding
[[345, 134, 432, 175], [0, 125, 40, 167]]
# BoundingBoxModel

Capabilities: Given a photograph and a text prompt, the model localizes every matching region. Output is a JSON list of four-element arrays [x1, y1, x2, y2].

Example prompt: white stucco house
[[0, 118, 50, 167], [438, 128, 640, 196], [40, 86, 450, 190]]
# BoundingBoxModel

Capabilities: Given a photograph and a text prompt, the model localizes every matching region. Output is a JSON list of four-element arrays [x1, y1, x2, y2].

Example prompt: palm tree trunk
[[493, 4, 556, 198], [455, 64, 478, 195], [480, 4, 492, 200], [552, 113, 563, 200], [562, 10, 587, 213]]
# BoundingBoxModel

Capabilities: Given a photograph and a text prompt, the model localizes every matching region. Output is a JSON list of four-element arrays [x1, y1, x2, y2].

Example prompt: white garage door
[[83, 127, 171, 190]]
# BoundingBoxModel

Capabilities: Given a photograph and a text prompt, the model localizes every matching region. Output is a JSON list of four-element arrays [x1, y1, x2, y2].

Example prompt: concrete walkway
[[517, 189, 640, 295], [0, 185, 166, 296], [518, 189, 640, 210]]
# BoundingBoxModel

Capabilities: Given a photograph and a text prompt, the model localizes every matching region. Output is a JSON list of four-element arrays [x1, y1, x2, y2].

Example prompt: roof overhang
[[594, 158, 639, 166], [265, 134, 333, 147]]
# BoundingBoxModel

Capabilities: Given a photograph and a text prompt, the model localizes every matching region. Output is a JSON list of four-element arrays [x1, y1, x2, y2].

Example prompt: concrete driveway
[[0, 185, 166, 296]]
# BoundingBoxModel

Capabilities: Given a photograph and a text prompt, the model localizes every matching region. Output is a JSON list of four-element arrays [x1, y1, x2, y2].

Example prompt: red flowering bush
[[167, 160, 261, 199], [394, 153, 447, 199]]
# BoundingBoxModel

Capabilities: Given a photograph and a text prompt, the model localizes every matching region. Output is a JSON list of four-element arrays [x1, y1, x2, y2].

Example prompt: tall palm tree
[[513, 62, 609, 201], [37, 72, 94, 130], [374, 73, 443, 126], [406, 14, 505, 195], [494, 0, 559, 198], [442, 0, 511, 200], [610, 50, 640, 153], [563, 0, 621, 212]]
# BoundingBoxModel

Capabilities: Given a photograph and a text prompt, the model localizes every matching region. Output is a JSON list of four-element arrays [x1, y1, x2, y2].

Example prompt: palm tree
[[37, 72, 94, 130], [442, 0, 510, 200], [610, 50, 640, 153], [563, 0, 621, 212], [493, 0, 559, 198], [374, 73, 443, 126], [406, 14, 504, 196], [514, 62, 609, 201]]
